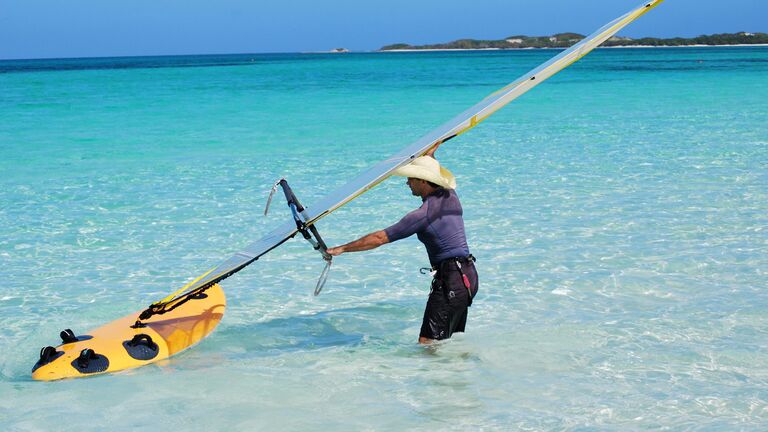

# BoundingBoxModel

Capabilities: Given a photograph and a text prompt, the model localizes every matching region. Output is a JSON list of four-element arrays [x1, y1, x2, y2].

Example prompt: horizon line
[[3, 30, 766, 62], [4, 44, 768, 63]]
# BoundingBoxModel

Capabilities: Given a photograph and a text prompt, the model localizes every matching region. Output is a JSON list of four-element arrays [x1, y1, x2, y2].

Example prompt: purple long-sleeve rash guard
[[384, 188, 470, 266]]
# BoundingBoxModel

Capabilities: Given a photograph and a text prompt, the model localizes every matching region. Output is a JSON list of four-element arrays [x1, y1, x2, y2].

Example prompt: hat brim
[[393, 164, 456, 189]]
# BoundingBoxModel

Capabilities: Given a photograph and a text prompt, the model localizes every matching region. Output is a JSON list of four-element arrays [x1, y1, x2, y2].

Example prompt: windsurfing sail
[[138, 0, 664, 322]]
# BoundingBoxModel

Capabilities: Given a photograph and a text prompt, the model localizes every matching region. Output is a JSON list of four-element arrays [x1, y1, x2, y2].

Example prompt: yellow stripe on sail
[[455, 115, 480, 137]]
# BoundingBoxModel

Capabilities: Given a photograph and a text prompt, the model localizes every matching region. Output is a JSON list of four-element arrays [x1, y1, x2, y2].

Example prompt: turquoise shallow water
[[1, 47, 767, 430]]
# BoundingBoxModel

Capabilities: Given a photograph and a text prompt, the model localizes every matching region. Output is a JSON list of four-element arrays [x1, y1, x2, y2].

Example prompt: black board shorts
[[420, 258, 478, 340]]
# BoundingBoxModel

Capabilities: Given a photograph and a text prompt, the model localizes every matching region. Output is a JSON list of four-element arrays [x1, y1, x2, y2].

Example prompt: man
[[327, 145, 478, 344]]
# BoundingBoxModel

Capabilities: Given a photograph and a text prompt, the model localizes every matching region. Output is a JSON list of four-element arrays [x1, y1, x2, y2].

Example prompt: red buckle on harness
[[455, 260, 471, 289]]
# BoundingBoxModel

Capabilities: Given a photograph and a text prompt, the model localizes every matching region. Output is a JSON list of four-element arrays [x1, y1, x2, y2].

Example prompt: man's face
[[406, 177, 423, 196]]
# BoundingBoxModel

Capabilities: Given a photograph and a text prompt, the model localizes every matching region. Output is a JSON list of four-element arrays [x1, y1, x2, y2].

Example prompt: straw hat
[[393, 156, 456, 189]]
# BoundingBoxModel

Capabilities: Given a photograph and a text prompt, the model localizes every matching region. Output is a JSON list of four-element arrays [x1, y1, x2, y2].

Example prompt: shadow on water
[[214, 301, 418, 357], [212, 301, 483, 364]]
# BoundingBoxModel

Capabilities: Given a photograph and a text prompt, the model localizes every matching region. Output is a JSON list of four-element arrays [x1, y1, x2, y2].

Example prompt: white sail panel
[[304, 0, 664, 224], [159, 0, 664, 303]]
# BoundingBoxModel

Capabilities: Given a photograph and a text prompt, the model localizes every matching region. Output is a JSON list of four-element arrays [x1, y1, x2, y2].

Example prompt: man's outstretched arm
[[327, 230, 389, 256]]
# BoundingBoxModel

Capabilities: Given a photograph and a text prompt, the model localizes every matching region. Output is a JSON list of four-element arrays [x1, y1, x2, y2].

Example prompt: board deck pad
[[32, 284, 225, 381]]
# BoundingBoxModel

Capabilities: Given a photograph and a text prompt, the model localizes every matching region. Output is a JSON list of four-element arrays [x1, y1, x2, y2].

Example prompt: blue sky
[[1, 0, 765, 60]]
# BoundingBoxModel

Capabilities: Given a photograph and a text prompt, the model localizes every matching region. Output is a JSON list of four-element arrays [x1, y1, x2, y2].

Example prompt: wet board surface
[[32, 284, 226, 381]]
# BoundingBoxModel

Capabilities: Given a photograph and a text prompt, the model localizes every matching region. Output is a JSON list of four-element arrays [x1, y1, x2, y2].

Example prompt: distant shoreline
[[377, 44, 768, 53], [379, 32, 768, 52]]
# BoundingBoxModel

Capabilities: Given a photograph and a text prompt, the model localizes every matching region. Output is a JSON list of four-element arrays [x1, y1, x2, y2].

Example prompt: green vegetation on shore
[[380, 32, 768, 51]]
